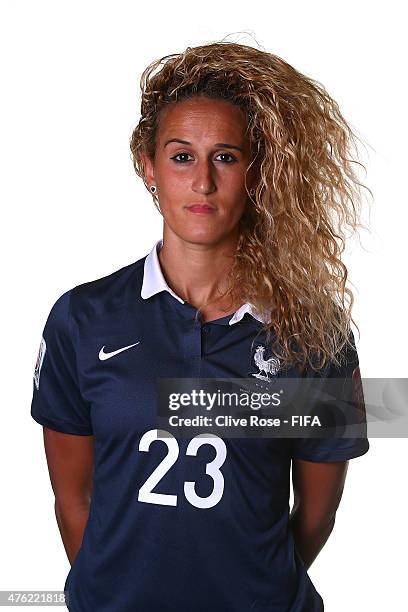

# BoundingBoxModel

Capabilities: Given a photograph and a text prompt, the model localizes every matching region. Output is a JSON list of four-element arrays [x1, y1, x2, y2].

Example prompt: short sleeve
[[289, 329, 369, 462], [31, 288, 93, 435]]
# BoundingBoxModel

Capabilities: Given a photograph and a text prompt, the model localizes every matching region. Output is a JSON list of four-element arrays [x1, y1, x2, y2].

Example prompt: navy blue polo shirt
[[31, 238, 369, 611]]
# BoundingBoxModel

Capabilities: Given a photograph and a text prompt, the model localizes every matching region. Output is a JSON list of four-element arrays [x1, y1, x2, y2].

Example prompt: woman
[[31, 41, 370, 611]]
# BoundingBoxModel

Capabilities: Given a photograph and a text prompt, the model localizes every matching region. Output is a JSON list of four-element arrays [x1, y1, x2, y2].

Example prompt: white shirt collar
[[141, 239, 270, 326]]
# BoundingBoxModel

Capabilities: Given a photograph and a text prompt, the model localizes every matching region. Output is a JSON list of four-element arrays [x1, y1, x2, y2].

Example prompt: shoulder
[[49, 255, 147, 329]]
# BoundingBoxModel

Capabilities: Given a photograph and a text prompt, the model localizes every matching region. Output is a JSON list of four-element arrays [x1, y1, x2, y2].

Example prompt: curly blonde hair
[[129, 40, 372, 373]]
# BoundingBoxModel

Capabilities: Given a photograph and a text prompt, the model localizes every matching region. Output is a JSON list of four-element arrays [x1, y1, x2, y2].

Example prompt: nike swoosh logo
[[99, 342, 140, 361]]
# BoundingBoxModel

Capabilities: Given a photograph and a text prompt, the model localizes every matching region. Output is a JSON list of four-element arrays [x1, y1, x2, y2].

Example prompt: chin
[[183, 233, 221, 246], [174, 227, 227, 247], [164, 214, 238, 246]]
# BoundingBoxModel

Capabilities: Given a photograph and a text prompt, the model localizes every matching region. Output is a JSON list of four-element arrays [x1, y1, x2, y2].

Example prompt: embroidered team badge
[[251, 345, 281, 380], [34, 336, 46, 391]]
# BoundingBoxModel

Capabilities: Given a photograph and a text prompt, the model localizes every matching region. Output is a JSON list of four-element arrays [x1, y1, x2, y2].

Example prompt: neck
[[158, 227, 241, 310]]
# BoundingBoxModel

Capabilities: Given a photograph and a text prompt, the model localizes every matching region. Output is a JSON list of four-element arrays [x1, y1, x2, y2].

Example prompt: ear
[[140, 152, 155, 188]]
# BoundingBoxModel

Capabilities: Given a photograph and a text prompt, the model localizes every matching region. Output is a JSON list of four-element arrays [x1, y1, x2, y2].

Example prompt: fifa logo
[[34, 336, 46, 391]]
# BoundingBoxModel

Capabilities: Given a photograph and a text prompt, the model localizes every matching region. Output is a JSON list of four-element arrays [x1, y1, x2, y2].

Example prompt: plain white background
[[1, 1, 407, 610]]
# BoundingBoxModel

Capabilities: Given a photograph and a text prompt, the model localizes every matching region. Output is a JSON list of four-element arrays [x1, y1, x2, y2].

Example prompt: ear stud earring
[[150, 185, 157, 194]]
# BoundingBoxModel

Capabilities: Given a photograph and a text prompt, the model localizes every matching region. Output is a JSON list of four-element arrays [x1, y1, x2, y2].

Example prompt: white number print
[[184, 433, 226, 508], [138, 429, 179, 506], [138, 429, 227, 509]]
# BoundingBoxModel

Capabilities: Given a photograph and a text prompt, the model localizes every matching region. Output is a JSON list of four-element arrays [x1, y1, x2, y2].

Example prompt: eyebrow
[[163, 138, 243, 152]]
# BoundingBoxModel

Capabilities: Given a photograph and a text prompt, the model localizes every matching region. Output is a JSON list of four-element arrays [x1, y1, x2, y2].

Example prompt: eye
[[215, 152, 236, 163], [171, 153, 193, 163]]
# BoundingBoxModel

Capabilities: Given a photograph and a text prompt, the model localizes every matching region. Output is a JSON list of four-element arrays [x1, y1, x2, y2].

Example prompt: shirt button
[[202, 326, 211, 333]]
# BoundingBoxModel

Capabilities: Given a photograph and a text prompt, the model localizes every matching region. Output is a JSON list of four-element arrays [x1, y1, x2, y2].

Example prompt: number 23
[[138, 429, 227, 509]]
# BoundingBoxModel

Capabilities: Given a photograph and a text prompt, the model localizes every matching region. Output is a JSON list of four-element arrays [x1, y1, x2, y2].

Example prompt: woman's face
[[142, 95, 257, 246]]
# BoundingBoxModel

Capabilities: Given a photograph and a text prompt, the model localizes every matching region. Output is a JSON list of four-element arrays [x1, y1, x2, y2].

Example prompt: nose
[[191, 159, 216, 195]]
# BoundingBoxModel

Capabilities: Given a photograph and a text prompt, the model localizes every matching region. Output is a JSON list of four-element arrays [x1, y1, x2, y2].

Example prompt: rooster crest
[[251, 345, 280, 380]]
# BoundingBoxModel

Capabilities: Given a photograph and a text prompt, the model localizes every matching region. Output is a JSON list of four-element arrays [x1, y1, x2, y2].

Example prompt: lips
[[186, 203, 216, 214]]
